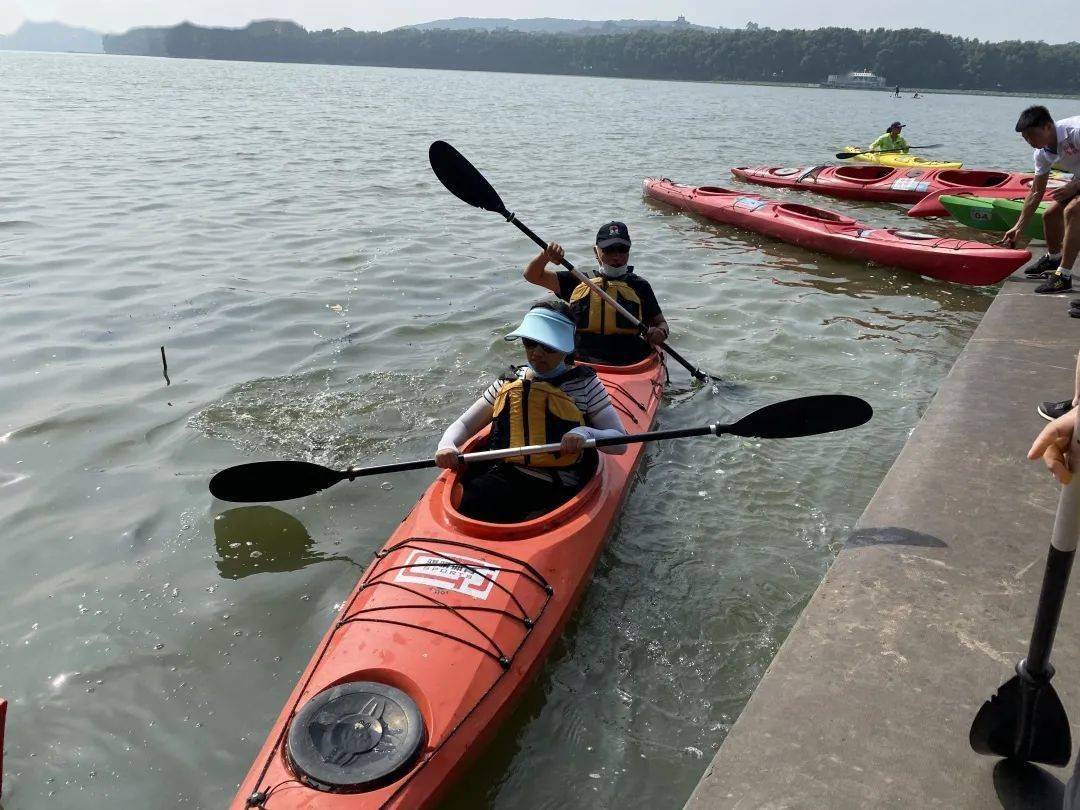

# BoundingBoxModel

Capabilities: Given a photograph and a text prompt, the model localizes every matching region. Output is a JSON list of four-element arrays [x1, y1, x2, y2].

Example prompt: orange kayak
[[233, 353, 666, 809]]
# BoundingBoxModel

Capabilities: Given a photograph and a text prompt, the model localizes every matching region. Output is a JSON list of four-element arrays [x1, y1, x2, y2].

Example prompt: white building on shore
[[823, 70, 887, 89]]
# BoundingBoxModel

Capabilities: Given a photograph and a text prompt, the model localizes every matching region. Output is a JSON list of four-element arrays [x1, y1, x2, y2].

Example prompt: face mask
[[597, 260, 629, 279], [528, 361, 568, 379]]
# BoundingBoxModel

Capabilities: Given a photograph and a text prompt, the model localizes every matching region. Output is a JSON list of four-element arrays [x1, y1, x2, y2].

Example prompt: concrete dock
[[685, 273, 1080, 809]]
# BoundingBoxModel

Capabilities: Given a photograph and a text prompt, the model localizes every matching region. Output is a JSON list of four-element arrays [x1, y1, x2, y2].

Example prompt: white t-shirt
[[1033, 116, 1080, 176]]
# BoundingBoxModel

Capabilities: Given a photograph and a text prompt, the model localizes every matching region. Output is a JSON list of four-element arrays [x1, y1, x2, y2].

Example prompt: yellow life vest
[[488, 369, 588, 468], [569, 276, 643, 337]]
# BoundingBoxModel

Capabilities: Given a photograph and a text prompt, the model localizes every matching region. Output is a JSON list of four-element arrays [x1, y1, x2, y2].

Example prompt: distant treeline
[[104, 20, 1080, 95]]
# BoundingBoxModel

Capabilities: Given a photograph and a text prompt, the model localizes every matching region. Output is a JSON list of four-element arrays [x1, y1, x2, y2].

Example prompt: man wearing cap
[[869, 122, 909, 154], [522, 221, 669, 366], [435, 300, 628, 522]]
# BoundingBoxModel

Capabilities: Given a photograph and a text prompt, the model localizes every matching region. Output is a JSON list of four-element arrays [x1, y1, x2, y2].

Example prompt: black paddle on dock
[[969, 473, 1079, 767], [209, 394, 873, 502], [427, 139, 722, 384], [835, 144, 944, 159]]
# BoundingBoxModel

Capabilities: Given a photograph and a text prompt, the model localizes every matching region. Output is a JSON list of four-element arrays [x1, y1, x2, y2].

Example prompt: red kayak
[[907, 185, 1052, 218], [644, 178, 1030, 285], [731, 164, 1061, 206], [231, 354, 665, 810]]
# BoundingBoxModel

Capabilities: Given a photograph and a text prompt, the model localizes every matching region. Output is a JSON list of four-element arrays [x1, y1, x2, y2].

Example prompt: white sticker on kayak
[[890, 179, 931, 192], [734, 197, 767, 211], [395, 549, 500, 600]]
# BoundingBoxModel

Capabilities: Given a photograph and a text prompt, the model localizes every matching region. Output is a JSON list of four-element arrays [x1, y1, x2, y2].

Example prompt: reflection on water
[[213, 506, 355, 579]]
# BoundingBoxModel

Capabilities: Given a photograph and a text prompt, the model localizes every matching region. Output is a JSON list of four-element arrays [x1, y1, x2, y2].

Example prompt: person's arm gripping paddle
[[436, 397, 493, 471], [1001, 173, 1050, 247], [523, 242, 565, 295]]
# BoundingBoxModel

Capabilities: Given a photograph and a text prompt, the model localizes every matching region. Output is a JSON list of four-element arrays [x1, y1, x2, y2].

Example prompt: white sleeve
[[437, 397, 494, 452], [1034, 148, 1054, 176], [567, 402, 629, 455]]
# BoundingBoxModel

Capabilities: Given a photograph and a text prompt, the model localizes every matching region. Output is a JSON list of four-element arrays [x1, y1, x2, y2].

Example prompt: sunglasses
[[521, 338, 559, 353], [600, 244, 630, 254]]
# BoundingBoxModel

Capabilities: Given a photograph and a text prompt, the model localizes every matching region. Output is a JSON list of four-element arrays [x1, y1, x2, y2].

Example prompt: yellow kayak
[[843, 146, 963, 170]]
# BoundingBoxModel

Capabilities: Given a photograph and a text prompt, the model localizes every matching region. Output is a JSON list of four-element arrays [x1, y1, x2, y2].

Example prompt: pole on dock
[[0, 697, 7, 794]]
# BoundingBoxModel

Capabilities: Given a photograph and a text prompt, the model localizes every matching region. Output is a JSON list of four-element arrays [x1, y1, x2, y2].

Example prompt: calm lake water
[[0, 51, 1053, 808]]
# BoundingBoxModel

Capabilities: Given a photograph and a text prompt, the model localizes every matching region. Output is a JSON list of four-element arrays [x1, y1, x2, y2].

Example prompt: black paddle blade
[[428, 140, 507, 215], [970, 675, 1072, 766], [727, 395, 872, 439], [209, 461, 348, 503]]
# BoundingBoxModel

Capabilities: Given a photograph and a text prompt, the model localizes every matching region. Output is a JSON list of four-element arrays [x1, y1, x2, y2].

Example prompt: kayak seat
[[453, 451, 600, 524], [937, 170, 1009, 188], [833, 166, 893, 183], [695, 186, 738, 195], [776, 203, 855, 224]]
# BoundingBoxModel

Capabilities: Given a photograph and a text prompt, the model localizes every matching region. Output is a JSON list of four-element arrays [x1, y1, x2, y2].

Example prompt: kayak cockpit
[[937, 169, 1010, 188], [776, 203, 856, 225], [833, 165, 894, 183], [437, 444, 606, 537]]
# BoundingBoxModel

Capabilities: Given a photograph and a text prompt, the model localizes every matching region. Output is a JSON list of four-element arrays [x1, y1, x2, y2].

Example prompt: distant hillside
[[103, 21, 1080, 95], [403, 16, 720, 34], [0, 20, 103, 53]]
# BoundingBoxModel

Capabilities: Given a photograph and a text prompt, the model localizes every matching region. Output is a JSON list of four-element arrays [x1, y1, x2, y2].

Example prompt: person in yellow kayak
[[870, 122, 909, 154], [522, 221, 669, 367], [435, 300, 628, 523]]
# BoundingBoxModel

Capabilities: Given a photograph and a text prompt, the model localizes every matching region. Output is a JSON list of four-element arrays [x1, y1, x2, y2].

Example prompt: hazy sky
[[1, 0, 1075, 43]]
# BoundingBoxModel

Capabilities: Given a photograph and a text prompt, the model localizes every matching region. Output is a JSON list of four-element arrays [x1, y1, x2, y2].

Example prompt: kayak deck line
[[348, 537, 557, 668]]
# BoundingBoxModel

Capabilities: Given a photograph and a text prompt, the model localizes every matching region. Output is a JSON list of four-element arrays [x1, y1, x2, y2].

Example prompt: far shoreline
[[6, 48, 1080, 100]]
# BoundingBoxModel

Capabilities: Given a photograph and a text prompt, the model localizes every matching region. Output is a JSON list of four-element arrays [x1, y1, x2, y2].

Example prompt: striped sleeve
[[481, 379, 504, 405], [565, 375, 612, 418]]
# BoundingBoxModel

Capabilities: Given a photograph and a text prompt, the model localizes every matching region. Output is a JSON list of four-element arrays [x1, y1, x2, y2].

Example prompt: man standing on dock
[[1004, 106, 1080, 298]]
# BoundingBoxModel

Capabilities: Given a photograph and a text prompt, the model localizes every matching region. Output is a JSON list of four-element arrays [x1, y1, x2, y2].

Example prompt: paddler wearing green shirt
[[870, 122, 909, 153]]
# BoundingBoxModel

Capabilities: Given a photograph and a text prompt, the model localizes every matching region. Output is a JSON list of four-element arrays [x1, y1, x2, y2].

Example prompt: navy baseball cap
[[596, 221, 631, 249], [887, 121, 905, 130]]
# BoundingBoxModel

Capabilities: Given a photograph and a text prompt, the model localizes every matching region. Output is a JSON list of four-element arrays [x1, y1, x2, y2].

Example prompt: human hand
[[543, 242, 565, 266], [435, 447, 463, 471], [1028, 409, 1078, 484], [646, 326, 668, 346], [559, 431, 587, 455], [1051, 180, 1080, 203], [998, 226, 1021, 248]]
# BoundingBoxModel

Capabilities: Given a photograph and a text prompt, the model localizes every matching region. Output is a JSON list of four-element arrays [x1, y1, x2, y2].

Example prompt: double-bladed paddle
[[835, 144, 944, 159], [969, 472, 1079, 767], [427, 140, 721, 384], [209, 394, 873, 503]]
